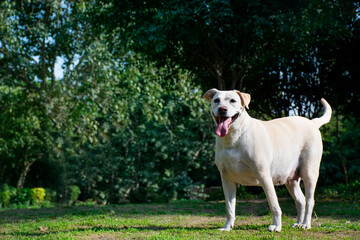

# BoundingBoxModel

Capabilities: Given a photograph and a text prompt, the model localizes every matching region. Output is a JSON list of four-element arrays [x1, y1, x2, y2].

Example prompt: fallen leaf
[[39, 226, 48, 232]]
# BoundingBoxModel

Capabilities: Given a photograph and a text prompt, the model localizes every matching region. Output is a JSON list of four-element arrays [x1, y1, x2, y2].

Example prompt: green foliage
[[0, 0, 129, 190], [341, 181, 360, 202], [0, 0, 359, 207], [0, 184, 58, 209], [320, 116, 360, 185], [94, 0, 360, 118], [12, 188, 31, 207], [0, 86, 55, 188], [66, 185, 81, 206], [0, 191, 11, 208], [44, 188, 57, 202], [63, 61, 217, 204], [30, 188, 46, 205], [0, 191, 12, 208], [0, 184, 16, 208], [319, 181, 360, 203]]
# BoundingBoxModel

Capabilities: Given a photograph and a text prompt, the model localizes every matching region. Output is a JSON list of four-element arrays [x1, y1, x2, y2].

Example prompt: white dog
[[203, 88, 331, 232]]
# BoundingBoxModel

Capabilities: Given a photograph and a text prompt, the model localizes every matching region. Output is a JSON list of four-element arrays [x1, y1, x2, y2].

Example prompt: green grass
[[0, 199, 359, 239]]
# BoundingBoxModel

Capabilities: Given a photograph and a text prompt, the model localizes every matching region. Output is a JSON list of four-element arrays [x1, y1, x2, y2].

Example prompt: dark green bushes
[[318, 181, 360, 202], [0, 184, 82, 209], [63, 73, 218, 204], [0, 184, 45, 208], [66, 185, 81, 206]]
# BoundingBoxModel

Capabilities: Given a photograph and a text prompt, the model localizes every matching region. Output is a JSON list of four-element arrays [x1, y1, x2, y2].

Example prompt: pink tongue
[[216, 117, 232, 137]]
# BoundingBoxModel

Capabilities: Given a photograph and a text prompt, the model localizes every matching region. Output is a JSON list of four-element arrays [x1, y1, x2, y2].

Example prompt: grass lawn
[[0, 199, 359, 239]]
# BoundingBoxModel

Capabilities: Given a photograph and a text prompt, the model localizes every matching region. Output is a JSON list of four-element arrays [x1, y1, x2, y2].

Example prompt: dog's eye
[[214, 98, 220, 103], [230, 99, 237, 103]]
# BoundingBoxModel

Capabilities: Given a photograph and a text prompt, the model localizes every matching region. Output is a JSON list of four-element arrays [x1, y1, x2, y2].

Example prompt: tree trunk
[[214, 64, 226, 90], [230, 71, 239, 90], [230, 68, 246, 91], [335, 113, 349, 185], [17, 160, 34, 189], [217, 76, 226, 90]]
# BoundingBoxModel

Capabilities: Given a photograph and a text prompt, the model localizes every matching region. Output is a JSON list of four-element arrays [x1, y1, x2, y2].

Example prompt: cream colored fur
[[203, 88, 331, 232]]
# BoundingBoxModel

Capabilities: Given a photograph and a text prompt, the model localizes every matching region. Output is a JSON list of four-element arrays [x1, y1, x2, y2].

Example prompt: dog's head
[[203, 88, 250, 137]]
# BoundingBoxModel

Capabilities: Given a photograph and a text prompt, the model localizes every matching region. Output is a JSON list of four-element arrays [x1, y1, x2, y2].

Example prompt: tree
[[61, 53, 218, 203], [93, 0, 302, 90], [93, 0, 360, 118], [0, 87, 53, 188], [0, 1, 77, 188], [0, 0, 125, 188]]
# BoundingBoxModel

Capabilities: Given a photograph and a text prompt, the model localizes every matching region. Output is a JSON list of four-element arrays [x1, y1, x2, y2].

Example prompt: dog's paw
[[218, 227, 232, 231], [291, 223, 301, 228], [219, 219, 234, 231], [298, 223, 311, 230], [219, 223, 233, 231], [268, 225, 281, 232]]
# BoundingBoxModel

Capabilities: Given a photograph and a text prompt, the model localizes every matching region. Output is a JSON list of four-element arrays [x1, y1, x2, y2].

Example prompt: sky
[[55, 57, 64, 80]]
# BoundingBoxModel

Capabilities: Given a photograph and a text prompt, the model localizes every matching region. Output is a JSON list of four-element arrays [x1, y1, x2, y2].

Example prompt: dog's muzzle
[[213, 113, 239, 137]]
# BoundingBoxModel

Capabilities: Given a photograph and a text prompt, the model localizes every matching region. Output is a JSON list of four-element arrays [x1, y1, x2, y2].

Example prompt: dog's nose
[[218, 106, 227, 114]]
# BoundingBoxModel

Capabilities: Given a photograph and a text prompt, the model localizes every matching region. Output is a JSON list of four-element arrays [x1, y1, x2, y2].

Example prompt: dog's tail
[[311, 98, 332, 128]]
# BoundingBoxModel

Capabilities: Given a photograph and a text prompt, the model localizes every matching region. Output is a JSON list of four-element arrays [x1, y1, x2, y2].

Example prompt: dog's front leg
[[257, 172, 282, 232], [220, 177, 237, 231]]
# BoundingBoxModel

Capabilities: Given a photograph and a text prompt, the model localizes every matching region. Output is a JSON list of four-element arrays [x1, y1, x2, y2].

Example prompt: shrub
[[67, 185, 81, 205], [45, 188, 57, 202], [1, 191, 12, 208], [0, 184, 58, 209], [0, 184, 16, 208], [339, 181, 360, 201], [318, 181, 360, 202], [185, 184, 209, 200], [30, 188, 46, 205], [13, 188, 31, 206]]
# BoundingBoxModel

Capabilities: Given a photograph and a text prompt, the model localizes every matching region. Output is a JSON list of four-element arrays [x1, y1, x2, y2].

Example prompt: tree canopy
[[94, 0, 360, 117]]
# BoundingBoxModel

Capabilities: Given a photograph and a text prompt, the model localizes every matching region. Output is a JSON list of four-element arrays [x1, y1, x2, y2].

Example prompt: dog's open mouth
[[213, 113, 239, 137]]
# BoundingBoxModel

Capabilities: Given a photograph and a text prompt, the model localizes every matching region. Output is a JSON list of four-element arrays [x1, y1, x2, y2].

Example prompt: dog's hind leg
[[298, 141, 322, 230], [300, 171, 319, 229], [285, 180, 305, 227], [299, 154, 322, 230], [219, 177, 236, 231]]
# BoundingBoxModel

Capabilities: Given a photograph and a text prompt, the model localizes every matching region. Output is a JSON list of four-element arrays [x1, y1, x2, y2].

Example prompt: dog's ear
[[235, 90, 251, 109], [203, 88, 218, 101]]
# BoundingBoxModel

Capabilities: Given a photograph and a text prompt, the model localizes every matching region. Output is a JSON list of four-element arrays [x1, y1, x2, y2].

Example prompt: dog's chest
[[216, 147, 260, 186]]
